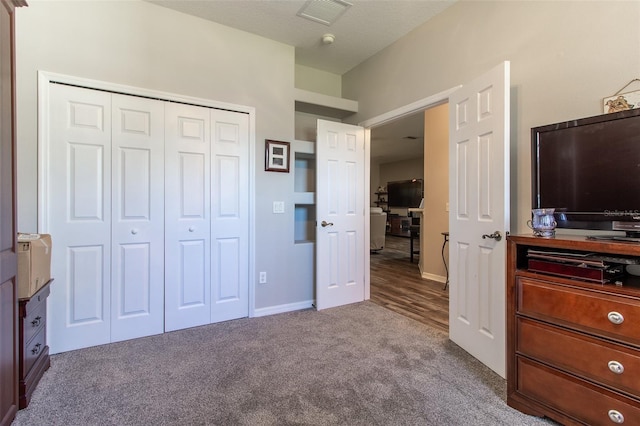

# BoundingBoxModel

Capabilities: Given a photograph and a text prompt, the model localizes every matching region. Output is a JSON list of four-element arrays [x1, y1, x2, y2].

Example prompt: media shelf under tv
[[511, 235, 640, 292], [507, 234, 640, 425], [587, 235, 640, 243]]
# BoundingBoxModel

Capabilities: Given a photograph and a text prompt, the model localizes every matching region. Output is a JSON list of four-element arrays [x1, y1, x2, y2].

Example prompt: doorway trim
[[36, 70, 257, 318], [358, 85, 461, 298]]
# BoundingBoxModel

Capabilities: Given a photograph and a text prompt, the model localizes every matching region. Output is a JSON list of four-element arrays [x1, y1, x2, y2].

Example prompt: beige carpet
[[13, 301, 555, 425]]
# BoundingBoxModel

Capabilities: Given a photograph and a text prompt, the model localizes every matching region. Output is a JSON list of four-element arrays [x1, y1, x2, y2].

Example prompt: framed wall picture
[[265, 139, 290, 172], [603, 79, 640, 113], [603, 90, 640, 113]]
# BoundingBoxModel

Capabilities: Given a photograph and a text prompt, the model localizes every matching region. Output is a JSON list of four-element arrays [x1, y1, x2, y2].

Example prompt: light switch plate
[[273, 201, 285, 214]]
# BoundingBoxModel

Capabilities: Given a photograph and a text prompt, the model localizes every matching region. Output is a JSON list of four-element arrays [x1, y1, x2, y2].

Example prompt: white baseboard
[[253, 300, 315, 317], [422, 272, 446, 283]]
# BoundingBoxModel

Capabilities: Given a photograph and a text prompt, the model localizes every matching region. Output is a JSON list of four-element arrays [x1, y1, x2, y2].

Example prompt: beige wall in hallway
[[421, 104, 449, 281]]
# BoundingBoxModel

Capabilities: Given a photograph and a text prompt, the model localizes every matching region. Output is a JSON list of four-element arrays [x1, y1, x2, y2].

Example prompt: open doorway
[[368, 104, 450, 333]]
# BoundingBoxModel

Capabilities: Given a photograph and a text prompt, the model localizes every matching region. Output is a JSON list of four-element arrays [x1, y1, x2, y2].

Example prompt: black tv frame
[[531, 108, 640, 238], [387, 179, 423, 209]]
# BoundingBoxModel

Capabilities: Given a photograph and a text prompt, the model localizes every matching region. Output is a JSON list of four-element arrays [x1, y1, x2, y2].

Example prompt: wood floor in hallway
[[370, 235, 449, 334]]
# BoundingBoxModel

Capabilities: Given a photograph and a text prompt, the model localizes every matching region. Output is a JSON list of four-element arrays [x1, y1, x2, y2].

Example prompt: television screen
[[387, 179, 423, 208], [532, 108, 640, 232]]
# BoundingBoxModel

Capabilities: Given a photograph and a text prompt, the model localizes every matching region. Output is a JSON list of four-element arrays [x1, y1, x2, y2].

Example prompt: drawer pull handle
[[608, 311, 624, 325], [608, 361, 624, 375], [31, 316, 42, 327], [608, 409, 624, 424], [31, 343, 41, 356]]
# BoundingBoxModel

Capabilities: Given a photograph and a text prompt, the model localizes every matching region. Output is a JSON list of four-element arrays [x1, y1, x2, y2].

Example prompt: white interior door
[[210, 110, 250, 323], [164, 103, 211, 332], [48, 84, 112, 353], [110, 94, 165, 342], [316, 119, 366, 310], [448, 61, 510, 378]]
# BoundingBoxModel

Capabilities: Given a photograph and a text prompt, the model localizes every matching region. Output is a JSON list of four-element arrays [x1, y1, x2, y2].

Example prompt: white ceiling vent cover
[[297, 0, 353, 26]]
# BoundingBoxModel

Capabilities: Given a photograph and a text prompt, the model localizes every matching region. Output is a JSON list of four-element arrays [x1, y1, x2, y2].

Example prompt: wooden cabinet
[[388, 216, 410, 237], [507, 235, 640, 425], [18, 281, 51, 409]]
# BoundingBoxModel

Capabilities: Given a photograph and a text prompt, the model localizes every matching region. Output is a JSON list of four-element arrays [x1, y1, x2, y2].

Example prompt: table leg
[[410, 232, 414, 263], [441, 233, 449, 290]]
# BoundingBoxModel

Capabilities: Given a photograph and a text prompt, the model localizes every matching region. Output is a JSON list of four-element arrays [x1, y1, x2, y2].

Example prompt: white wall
[[343, 1, 640, 233], [295, 65, 341, 97], [15, 0, 301, 310]]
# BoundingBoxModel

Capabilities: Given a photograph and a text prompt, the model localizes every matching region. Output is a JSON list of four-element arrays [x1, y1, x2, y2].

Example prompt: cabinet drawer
[[23, 298, 46, 344], [517, 317, 640, 397], [517, 277, 640, 346], [22, 326, 46, 376], [517, 356, 640, 425]]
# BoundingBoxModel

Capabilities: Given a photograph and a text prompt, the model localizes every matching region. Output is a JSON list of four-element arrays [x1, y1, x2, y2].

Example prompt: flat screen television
[[387, 179, 423, 208], [531, 108, 640, 237]]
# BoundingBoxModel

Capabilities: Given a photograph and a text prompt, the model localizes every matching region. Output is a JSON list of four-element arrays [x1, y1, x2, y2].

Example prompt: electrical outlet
[[259, 272, 267, 284]]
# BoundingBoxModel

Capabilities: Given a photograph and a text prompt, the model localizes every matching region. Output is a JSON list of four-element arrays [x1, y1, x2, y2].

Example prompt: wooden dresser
[[507, 234, 640, 425], [18, 280, 51, 409]]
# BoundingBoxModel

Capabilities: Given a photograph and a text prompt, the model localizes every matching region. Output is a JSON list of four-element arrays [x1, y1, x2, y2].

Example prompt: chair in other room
[[370, 207, 387, 252]]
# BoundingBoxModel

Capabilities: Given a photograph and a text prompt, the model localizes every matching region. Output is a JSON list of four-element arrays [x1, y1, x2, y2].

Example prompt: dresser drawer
[[23, 297, 46, 345], [517, 317, 640, 397], [20, 282, 50, 312], [22, 326, 46, 376], [517, 356, 640, 425], [517, 277, 640, 346]]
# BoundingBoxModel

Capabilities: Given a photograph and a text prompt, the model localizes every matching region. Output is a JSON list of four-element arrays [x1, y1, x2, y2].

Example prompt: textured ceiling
[[371, 111, 424, 163], [148, 0, 456, 75]]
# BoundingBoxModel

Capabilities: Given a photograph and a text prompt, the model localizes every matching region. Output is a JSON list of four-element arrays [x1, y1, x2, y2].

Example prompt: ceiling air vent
[[297, 0, 353, 26]]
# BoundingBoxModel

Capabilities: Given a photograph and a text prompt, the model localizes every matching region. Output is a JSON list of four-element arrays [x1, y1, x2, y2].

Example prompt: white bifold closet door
[[111, 94, 165, 342], [47, 83, 249, 354], [48, 84, 113, 352], [164, 104, 249, 330], [209, 109, 249, 324], [48, 84, 165, 353], [164, 103, 212, 331]]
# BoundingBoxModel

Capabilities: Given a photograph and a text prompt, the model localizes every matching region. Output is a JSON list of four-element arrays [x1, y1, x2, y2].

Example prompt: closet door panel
[[48, 84, 112, 354], [215, 238, 240, 300], [68, 245, 105, 323], [165, 103, 211, 332], [111, 94, 164, 342], [211, 110, 249, 323]]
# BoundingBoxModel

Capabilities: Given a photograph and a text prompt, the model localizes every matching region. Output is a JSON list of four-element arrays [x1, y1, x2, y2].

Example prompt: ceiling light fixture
[[322, 33, 335, 45], [297, 0, 352, 26]]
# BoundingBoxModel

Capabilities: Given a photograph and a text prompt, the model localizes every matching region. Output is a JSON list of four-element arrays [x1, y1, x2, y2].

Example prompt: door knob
[[321, 221, 334, 228], [189, 226, 195, 232], [131, 228, 138, 235], [482, 231, 502, 241]]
